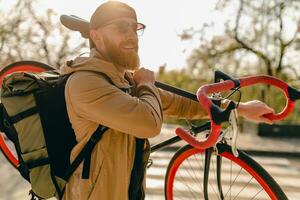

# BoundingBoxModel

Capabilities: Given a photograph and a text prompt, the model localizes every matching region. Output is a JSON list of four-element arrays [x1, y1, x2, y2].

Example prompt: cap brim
[[60, 15, 90, 38]]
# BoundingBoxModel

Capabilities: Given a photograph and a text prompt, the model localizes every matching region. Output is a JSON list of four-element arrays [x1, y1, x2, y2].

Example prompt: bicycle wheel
[[165, 143, 287, 200], [0, 61, 54, 168]]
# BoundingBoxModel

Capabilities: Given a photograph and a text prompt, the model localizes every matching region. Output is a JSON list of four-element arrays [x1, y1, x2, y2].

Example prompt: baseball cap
[[90, 1, 137, 29]]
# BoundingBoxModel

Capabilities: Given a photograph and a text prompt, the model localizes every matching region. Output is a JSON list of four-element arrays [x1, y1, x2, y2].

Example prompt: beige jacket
[[60, 49, 207, 200]]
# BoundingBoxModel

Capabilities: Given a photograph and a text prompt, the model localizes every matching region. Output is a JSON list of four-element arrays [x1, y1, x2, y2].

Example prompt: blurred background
[[1, 0, 300, 123], [1, 0, 300, 199]]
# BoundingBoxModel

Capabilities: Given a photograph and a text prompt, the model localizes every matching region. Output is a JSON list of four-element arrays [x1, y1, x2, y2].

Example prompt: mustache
[[120, 40, 138, 49]]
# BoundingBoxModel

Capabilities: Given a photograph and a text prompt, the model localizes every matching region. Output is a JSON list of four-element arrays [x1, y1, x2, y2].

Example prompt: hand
[[133, 68, 155, 86], [237, 100, 275, 124]]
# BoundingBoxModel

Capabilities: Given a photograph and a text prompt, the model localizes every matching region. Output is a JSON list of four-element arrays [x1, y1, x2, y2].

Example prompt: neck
[[91, 48, 126, 76]]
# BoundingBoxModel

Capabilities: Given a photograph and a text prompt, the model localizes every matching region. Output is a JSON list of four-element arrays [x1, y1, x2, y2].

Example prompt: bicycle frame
[[150, 70, 300, 200], [1, 63, 298, 189], [0, 62, 254, 200]]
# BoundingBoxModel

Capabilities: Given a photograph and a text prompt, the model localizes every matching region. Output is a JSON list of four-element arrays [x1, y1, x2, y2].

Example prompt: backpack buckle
[[29, 190, 42, 200], [3, 118, 11, 128]]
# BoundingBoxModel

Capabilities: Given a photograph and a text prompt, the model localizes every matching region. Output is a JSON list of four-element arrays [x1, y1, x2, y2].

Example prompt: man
[[60, 1, 275, 200]]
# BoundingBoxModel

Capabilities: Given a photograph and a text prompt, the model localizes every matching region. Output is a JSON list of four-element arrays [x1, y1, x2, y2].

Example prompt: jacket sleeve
[[158, 89, 208, 119], [67, 73, 163, 138]]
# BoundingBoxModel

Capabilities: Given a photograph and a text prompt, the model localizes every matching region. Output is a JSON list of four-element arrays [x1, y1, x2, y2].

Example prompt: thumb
[[262, 107, 275, 115], [258, 116, 273, 125]]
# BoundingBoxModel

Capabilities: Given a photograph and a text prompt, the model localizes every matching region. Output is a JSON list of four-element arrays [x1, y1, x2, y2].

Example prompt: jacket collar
[[60, 48, 134, 88]]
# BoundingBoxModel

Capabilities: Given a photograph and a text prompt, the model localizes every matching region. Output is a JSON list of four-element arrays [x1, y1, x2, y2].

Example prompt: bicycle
[[1, 60, 299, 200], [2, 14, 300, 200]]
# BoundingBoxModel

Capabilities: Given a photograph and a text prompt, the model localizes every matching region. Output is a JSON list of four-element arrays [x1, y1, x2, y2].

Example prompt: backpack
[[0, 68, 109, 199]]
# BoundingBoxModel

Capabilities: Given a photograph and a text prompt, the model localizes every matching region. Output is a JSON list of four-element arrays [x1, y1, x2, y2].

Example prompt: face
[[91, 17, 145, 71]]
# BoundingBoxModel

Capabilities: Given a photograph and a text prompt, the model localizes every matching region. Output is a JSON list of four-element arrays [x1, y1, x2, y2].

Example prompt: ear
[[90, 29, 103, 46]]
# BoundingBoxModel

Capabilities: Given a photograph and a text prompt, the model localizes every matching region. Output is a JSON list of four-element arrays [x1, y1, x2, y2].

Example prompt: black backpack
[[0, 64, 109, 199]]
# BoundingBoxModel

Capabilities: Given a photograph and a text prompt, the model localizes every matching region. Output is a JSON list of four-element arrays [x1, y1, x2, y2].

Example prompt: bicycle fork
[[203, 148, 224, 200]]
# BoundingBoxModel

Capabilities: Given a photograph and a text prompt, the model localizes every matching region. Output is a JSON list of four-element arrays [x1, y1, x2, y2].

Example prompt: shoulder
[[66, 71, 113, 94]]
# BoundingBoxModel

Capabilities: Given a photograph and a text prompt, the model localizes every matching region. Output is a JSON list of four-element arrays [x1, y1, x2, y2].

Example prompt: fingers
[[258, 116, 273, 125], [261, 105, 275, 115], [258, 104, 275, 124], [238, 100, 276, 124], [258, 105, 275, 124], [133, 67, 155, 85]]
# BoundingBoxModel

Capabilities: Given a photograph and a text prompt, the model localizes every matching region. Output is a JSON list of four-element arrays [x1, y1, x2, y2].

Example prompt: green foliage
[[177, 0, 300, 124], [157, 64, 208, 93], [156, 64, 209, 125], [157, 61, 300, 124]]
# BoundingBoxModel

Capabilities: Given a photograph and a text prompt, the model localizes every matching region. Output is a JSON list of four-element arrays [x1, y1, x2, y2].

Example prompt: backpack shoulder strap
[[0, 103, 31, 182], [63, 70, 129, 182], [63, 126, 109, 181], [71, 70, 130, 93]]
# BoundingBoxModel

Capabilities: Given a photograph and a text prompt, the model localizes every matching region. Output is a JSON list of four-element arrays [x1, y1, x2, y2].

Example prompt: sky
[[1, 0, 220, 72]]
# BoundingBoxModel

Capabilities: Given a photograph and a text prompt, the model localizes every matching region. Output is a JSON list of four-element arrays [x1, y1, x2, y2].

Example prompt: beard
[[103, 36, 140, 71]]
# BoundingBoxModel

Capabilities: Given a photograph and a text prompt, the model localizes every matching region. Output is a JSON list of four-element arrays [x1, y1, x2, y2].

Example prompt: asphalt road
[[1, 124, 300, 199]]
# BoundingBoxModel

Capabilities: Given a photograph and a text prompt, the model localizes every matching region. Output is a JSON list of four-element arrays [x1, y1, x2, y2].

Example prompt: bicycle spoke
[[166, 144, 287, 200], [224, 166, 242, 198], [249, 188, 264, 200], [232, 176, 253, 200], [194, 151, 205, 197], [189, 155, 201, 185], [184, 159, 201, 197], [176, 162, 199, 198]]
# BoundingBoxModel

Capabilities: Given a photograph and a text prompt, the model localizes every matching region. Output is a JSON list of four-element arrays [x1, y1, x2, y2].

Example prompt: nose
[[125, 26, 137, 40]]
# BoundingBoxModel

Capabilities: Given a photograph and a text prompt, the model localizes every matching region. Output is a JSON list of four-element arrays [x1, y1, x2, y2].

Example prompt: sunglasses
[[103, 20, 146, 36]]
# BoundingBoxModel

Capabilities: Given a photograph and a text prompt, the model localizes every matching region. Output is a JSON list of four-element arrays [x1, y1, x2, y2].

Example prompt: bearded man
[[60, 1, 275, 200]]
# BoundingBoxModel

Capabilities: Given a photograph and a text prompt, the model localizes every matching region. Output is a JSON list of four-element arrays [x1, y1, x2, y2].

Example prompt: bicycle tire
[[0, 61, 54, 168], [165, 143, 288, 200]]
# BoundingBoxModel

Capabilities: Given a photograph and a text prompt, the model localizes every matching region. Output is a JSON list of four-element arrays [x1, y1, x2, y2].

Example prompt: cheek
[[107, 39, 124, 51]]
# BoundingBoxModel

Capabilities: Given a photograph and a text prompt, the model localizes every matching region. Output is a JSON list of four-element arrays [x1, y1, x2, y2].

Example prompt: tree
[[0, 0, 88, 68], [156, 64, 209, 125], [181, 0, 300, 123], [183, 0, 300, 82], [157, 64, 208, 93]]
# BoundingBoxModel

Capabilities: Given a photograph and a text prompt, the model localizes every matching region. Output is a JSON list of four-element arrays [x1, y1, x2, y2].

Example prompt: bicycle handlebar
[[176, 72, 300, 150]]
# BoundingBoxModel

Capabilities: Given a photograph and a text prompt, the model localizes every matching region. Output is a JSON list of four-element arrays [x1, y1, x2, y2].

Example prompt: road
[[145, 149, 300, 200], [1, 123, 300, 199], [1, 148, 300, 200]]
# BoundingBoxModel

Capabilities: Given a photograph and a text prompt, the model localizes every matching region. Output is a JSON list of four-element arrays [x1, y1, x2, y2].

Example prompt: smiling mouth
[[122, 46, 137, 51], [123, 47, 135, 49], [122, 41, 138, 50]]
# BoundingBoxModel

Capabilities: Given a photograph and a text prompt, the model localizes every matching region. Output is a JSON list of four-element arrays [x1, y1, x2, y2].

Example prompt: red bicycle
[[164, 70, 298, 200], [0, 61, 298, 200], [1, 15, 300, 200]]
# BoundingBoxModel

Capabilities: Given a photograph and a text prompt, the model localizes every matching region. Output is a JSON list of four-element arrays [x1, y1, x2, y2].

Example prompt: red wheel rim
[[166, 147, 279, 200], [166, 147, 205, 200]]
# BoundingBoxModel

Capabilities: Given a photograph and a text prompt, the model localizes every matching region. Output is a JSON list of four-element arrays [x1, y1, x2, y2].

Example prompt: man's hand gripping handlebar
[[176, 71, 300, 149]]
